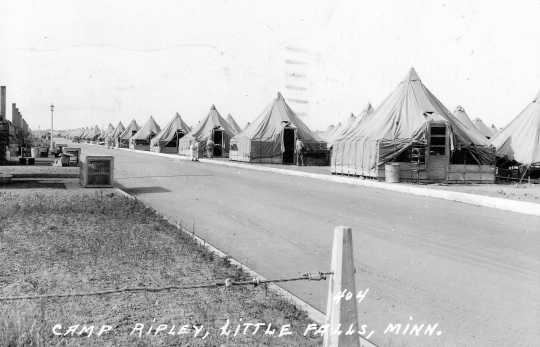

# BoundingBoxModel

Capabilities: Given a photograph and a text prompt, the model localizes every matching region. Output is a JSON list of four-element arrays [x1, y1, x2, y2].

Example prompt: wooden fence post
[[323, 226, 360, 347]]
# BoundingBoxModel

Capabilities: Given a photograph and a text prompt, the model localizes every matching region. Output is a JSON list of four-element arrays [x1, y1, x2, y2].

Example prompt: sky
[[0, 0, 539, 131]]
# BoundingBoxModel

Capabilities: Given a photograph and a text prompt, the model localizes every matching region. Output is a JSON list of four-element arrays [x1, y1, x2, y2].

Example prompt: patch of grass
[[0, 191, 322, 346]]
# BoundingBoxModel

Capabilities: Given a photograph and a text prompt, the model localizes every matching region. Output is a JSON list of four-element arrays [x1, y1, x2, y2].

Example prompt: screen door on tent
[[427, 124, 449, 181], [282, 128, 295, 164], [213, 130, 223, 156]]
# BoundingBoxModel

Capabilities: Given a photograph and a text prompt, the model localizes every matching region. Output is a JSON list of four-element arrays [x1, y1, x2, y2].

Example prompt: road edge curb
[[109, 146, 540, 217]]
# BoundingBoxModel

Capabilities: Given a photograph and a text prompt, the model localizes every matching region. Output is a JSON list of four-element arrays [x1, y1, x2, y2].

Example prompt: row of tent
[[66, 67, 538, 182], [327, 68, 539, 182], [68, 93, 329, 165], [321, 102, 499, 146], [71, 111, 242, 153]]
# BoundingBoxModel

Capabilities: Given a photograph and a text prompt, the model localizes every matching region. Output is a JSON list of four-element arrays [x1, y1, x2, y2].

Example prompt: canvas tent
[[473, 118, 495, 139], [130, 116, 161, 151], [177, 105, 235, 158], [230, 92, 328, 165], [89, 125, 101, 142], [490, 90, 540, 167], [102, 123, 115, 143], [331, 68, 495, 183], [226, 114, 242, 134], [117, 119, 140, 148], [490, 124, 500, 137], [320, 124, 335, 141], [109, 121, 125, 147], [327, 113, 356, 145], [331, 103, 375, 145], [326, 122, 342, 142], [150, 113, 191, 153], [453, 106, 487, 140]]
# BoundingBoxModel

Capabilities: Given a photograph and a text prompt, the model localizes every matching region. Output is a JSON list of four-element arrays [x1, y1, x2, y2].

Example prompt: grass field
[[0, 190, 322, 346]]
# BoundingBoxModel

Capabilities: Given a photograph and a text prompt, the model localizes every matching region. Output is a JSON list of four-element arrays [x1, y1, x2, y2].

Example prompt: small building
[[331, 68, 495, 183], [150, 113, 191, 153]]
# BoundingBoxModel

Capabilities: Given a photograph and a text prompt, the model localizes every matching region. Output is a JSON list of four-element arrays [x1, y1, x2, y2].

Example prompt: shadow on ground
[[116, 184, 171, 195]]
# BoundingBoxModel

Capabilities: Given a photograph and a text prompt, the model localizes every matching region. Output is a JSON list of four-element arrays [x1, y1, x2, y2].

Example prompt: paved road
[[77, 143, 540, 346]]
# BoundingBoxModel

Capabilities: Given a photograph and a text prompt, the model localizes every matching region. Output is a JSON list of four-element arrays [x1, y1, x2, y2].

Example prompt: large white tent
[[453, 106, 488, 141], [230, 92, 327, 164], [490, 91, 540, 166], [331, 68, 494, 182], [150, 113, 191, 153]]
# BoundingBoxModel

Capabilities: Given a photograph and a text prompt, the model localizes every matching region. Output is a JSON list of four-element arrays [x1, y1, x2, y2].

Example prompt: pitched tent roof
[[150, 113, 191, 147], [104, 123, 115, 138], [332, 103, 375, 143], [328, 113, 356, 144], [320, 124, 335, 141], [231, 92, 326, 160], [111, 121, 125, 139], [119, 119, 140, 140], [332, 68, 492, 172], [490, 91, 540, 165], [179, 105, 236, 144], [235, 92, 322, 142], [89, 125, 101, 140], [326, 122, 342, 140], [132, 116, 161, 140], [453, 106, 487, 139], [490, 124, 500, 137], [226, 114, 242, 134], [473, 118, 495, 138]]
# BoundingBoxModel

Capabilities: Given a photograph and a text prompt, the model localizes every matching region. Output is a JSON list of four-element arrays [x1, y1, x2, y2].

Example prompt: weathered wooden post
[[323, 226, 360, 347]]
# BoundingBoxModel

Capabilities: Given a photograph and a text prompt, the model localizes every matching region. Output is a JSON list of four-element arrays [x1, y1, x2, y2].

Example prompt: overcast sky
[[0, 0, 539, 131]]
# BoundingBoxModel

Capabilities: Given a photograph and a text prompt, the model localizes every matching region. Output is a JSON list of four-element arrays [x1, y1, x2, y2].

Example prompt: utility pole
[[50, 104, 54, 152]]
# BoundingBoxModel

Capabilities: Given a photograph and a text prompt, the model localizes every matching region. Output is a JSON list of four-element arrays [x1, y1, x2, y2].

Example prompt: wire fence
[[0, 272, 332, 302]]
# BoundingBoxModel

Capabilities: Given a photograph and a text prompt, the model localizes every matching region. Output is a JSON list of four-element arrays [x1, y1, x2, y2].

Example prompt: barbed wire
[[0, 272, 332, 302]]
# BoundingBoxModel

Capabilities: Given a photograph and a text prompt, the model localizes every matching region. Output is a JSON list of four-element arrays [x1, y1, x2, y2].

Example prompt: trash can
[[30, 147, 38, 158], [385, 163, 400, 183], [80, 155, 114, 187]]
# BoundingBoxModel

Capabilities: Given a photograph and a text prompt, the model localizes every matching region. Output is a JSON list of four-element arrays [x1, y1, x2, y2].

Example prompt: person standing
[[190, 141, 199, 161], [206, 138, 215, 158], [295, 137, 305, 166]]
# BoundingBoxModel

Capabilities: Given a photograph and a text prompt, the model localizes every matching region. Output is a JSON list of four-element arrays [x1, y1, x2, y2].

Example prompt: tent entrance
[[166, 130, 185, 148], [283, 128, 295, 164], [213, 130, 223, 156]]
